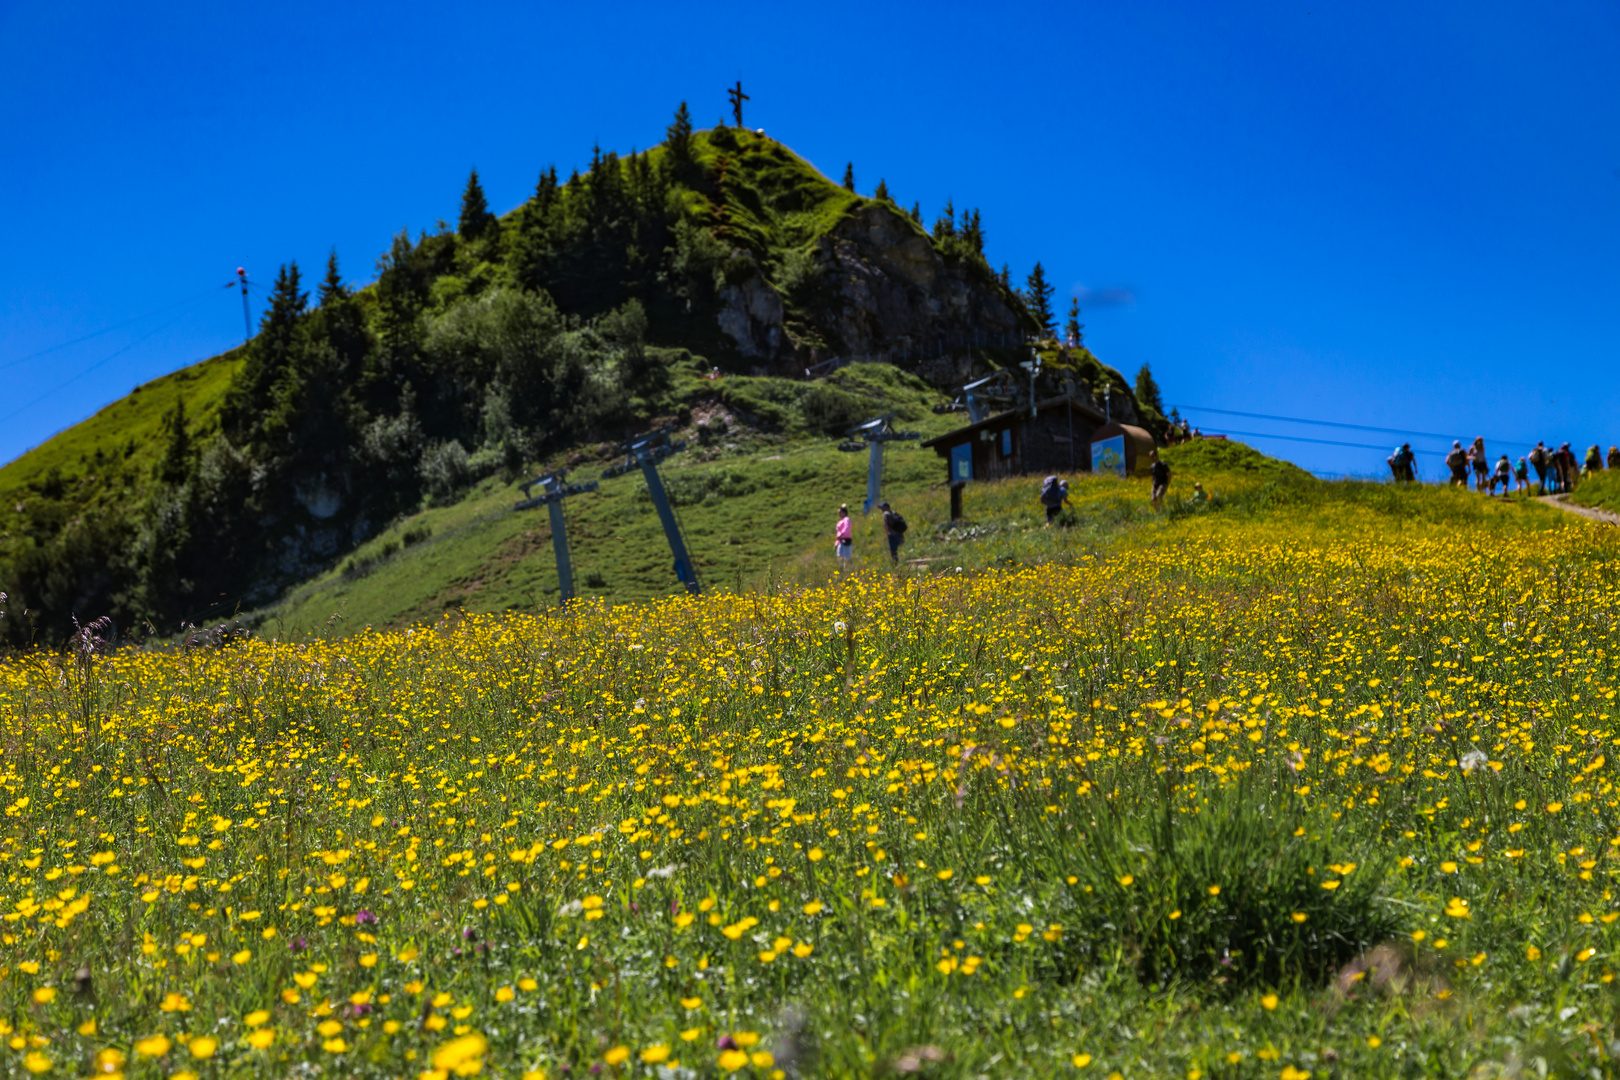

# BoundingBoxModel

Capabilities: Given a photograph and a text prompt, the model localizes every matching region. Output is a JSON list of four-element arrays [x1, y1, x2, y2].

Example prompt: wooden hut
[[1088, 422, 1157, 477], [921, 395, 1108, 486]]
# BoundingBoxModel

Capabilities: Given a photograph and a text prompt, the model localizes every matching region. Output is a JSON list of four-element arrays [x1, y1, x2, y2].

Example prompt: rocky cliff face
[[715, 203, 1026, 376]]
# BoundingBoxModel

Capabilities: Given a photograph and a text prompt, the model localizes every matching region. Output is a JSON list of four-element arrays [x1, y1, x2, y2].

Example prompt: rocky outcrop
[[716, 268, 785, 361], [713, 202, 1026, 377], [813, 205, 1023, 358]]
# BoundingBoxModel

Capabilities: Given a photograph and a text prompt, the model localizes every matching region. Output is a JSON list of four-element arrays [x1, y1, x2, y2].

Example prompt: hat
[[878, 501, 891, 509]]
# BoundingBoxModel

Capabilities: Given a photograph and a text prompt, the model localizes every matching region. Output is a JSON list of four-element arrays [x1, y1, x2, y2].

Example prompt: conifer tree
[[459, 169, 495, 239], [1135, 363, 1165, 416], [999, 263, 1012, 290], [1024, 262, 1055, 337], [909, 202, 922, 223], [873, 178, 890, 202], [158, 397, 191, 485], [961, 208, 984, 254], [1065, 298, 1083, 346], [932, 201, 956, 241], [261, 262, 307, 352], [318, 250, 347, 307], [533, 166, 559, 215], [842, 163, 855, 191], [666, 102, 694, 174]]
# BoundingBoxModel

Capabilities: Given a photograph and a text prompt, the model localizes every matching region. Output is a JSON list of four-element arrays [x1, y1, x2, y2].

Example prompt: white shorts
[[836, 540, 852, 561]]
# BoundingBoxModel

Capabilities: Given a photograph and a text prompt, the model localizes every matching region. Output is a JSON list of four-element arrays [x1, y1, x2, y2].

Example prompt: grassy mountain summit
[[0, 105, 1153, 646]]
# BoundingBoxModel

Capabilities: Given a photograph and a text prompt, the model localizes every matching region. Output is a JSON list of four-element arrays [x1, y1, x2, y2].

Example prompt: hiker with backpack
[[879, 501, 907, 564], [1585, 445, 1605, 476], [1445, 441, 1469, 487], [1528, 442, 1550, 493], [1557, 443, 1578, 492], [1039, 475, 1071, 524], [1387, 443, 1416, 483], [1514, 456, 1529, 493], [1470, 438, 1489, 492], [834, 504, 853, 570], [1489, 454, 1513, 496]]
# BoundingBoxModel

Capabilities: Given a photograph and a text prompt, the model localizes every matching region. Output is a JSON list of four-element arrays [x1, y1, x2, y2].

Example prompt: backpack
[[1039, 476, 1064, 506], [889, 511, 908, 535]]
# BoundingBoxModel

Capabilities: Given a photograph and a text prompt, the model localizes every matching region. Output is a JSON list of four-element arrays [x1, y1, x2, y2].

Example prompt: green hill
[[0, 104, 1153, 646]]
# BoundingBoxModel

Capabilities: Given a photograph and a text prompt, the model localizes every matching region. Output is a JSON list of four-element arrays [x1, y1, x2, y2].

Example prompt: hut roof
[[920, 395, 1107, 450]]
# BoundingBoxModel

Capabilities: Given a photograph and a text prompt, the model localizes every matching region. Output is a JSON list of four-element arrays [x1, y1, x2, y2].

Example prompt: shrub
[[419, 440, 473, 506], [646, 468, 758, 507], [798, 384, 870, 434]]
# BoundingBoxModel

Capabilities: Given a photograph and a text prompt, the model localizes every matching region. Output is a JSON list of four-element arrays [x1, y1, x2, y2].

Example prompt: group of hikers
[[1386, 437, 1620, 495], [833, 501, 909, 568]]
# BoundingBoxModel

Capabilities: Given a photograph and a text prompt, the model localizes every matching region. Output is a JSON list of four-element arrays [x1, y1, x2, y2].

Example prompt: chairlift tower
[[514, 470, 598, 604], [603, 428, 701, 595], [837, 414, 920, 514], [959, 371, 1020, 424]]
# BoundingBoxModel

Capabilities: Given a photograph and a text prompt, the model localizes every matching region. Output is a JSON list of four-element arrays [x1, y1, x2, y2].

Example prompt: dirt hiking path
[[1538, 494, 1620, 526]]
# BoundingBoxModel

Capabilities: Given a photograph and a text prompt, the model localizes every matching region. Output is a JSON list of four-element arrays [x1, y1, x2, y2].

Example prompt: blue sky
[[2, 1, 1616, 478]]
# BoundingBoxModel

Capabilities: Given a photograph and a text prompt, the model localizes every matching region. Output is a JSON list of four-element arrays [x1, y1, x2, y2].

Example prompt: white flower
[[833, 621, 847, 635], [1460, 749, 1488, 774], [646, 864, 680, 879], [556, 899, 583, 917]]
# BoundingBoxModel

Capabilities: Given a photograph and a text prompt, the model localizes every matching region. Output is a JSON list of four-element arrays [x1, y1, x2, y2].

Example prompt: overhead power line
[[1179, 404, 1538, 449], [1208, 428, 1448, 455], [0, 297, 218, 427], [0, 282, 239, 373]]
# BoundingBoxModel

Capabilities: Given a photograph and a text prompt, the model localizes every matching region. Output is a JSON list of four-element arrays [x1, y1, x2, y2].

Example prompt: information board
[[950, 443, 973, 482], [1093, 435, 1127, 478]]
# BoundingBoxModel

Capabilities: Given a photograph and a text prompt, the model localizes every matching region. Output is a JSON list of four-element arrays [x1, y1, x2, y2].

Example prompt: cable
[[0, 296, 218, 426], [1178, 404, 1538, 448], [0, 283, 236, 373], [1204, 428, 1449, 454]]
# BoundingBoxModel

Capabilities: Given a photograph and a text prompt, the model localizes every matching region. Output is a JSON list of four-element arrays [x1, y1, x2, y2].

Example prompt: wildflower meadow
[[4, 504, 1620, 1077]]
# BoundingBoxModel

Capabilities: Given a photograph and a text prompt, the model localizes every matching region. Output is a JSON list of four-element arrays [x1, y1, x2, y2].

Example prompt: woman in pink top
[[834, 504, 853, 569]]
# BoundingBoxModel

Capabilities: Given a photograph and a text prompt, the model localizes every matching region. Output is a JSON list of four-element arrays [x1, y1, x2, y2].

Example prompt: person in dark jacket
[[879, 501, 905, 564], [1529, 441, 1550, 492], [1445, 441, 1469, 487], [1150, 450, 1171, 510]]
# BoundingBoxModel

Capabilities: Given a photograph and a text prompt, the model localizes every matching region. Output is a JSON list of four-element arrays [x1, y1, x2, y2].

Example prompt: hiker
[[1150, 449, 1171, 510], [1528, 442, 1550, 493], [1469, 438, 1489, 492], [1558, 443, 1578, 492], [834, 504, 853, 570], [1191, 481, 1210, 504], [1039, 475, 1070, 524], [1489, 454, 1512, 496], [1609, 446, 1620, 471], [1514, 456, 1529, 494], [1445, 441, 1469, 487], [1387, 443, 1416, 483], [1586, 445, 1605, 475], [879, 501, 907, 563]]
